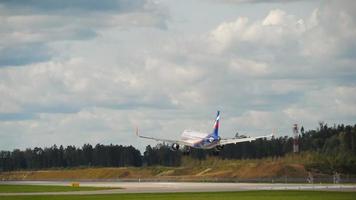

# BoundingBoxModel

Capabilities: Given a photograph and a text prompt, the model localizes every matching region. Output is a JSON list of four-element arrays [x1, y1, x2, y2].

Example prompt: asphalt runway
[[1, 181, 356, 196]]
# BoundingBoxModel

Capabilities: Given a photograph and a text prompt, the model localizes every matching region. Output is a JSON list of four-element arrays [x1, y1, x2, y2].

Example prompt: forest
[[1, 123, 356, 174]]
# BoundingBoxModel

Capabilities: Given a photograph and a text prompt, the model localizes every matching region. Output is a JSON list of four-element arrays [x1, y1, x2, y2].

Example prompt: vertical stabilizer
[[212, 110, 220, 137]]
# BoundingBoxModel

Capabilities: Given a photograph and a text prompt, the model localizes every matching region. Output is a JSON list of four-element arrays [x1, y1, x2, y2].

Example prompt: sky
[[0, 0, 356, 151]]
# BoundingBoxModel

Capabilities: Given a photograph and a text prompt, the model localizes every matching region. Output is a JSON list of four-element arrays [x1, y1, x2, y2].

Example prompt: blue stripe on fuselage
[[193, 135, 219, 149]]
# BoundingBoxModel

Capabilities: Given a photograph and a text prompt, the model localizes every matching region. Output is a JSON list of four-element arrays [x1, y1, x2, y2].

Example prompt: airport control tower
[[293, 124, 299, 153]]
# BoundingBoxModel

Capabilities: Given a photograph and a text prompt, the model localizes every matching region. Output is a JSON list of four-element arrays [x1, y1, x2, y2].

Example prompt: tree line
[[1, 123, 356, 174], [0, 144, 142, 171]]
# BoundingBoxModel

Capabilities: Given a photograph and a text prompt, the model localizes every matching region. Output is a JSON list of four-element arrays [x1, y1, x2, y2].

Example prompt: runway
[[1, 181, 356, 196]]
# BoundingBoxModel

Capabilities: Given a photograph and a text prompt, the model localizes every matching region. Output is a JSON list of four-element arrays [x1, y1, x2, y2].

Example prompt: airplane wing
[[219, 133, 274, 146], [135, 128, 192, 146]]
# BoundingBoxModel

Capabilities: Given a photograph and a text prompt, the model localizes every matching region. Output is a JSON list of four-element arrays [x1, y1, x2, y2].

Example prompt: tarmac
[[1, 181, 356, 196]]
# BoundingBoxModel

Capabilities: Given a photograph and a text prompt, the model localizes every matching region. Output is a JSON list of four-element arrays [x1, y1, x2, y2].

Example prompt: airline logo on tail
[[213, 110, 220, 137]]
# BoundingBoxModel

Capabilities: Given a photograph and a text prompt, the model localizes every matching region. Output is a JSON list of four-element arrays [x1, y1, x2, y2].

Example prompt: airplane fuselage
[[181, 130, 220, 149]]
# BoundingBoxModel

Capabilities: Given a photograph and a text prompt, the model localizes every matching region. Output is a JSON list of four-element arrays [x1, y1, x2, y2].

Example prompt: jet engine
[[171, 143, 180, 151]]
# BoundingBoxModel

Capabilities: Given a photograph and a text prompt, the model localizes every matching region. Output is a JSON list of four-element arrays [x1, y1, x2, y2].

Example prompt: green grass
[[0, 184, 117, 193], [1, 191, 356, 200]]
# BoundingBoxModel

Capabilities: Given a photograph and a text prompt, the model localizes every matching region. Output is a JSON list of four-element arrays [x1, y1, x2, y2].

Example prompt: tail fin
[[212, 110, 220, 137]]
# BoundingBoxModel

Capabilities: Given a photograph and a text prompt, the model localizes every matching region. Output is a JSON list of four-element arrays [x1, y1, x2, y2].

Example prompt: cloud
[[208, 2, 356, 78], [0, 0, 146, 13], [283, 85, 356, 129], [0, 43, 52, 67], [301, 2, 356, 59], [0, 0, 167, 67], [209, 9, 304, 54]]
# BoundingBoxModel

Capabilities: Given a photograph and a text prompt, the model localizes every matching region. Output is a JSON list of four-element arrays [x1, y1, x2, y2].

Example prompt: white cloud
[[262, 9, 287, 26], [209, 9, 306, 53], [229, 58, 269, 76], [301, 2, 356, 58], [283, 85, 356, 129], [210, 17, 249, 51]]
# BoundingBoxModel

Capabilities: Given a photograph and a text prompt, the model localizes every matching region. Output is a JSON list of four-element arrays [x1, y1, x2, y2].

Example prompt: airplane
[[136, 111, 274, 151]]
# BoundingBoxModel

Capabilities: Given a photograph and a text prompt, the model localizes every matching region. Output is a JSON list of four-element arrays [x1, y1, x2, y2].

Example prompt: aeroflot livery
[[136, 111, 274, 151]]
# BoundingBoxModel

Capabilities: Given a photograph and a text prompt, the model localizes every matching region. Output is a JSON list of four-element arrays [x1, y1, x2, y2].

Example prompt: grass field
[[0, 184, 117, 193], [1, 191, 356, 200]]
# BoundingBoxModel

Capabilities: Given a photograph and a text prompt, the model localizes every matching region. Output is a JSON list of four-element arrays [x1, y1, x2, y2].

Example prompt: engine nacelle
[[215, 145, 224, 151], [171, 143, 180, 151]]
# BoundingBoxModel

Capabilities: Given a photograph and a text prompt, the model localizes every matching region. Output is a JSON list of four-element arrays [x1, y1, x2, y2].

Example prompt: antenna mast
[[293, 124, 299, 153]]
